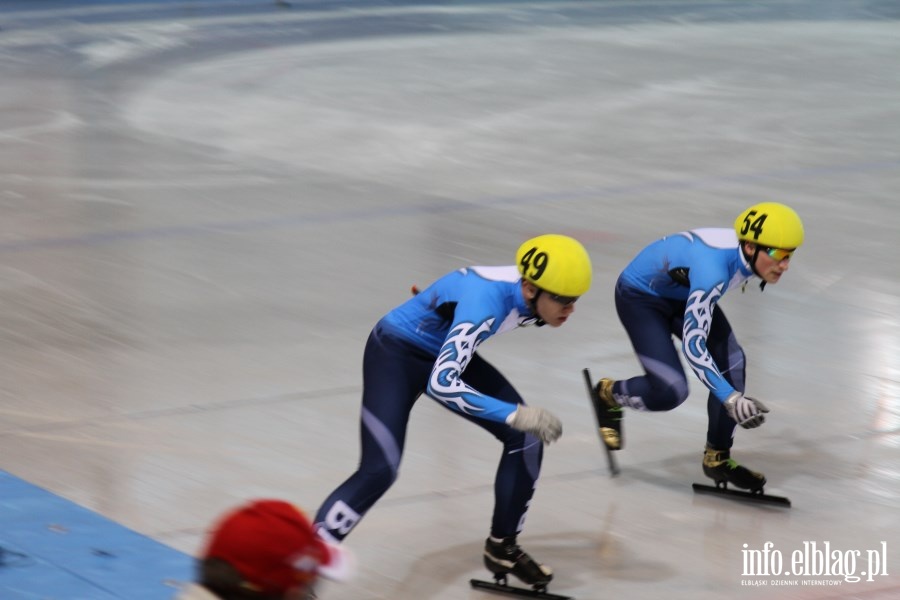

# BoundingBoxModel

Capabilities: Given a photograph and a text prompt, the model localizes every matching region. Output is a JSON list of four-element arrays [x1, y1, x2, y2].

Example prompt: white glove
[[724, 392, 770, 429], [506, 406, 563, 444]]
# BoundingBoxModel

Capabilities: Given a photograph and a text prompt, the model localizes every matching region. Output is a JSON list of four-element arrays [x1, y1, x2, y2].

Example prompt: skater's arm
[[681, 278, 736, 403], [424, 301, 518, 424]]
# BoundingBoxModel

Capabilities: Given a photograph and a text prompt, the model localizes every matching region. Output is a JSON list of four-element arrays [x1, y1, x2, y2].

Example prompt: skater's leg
[[452, 354, 551, 587], [612, 280, 690, 411], [455, 353, 541, 538], [705, 306, 746, 450], [314, 326, 431, 542], [700, 308, 765, 490], [586, 282, 687, 451]]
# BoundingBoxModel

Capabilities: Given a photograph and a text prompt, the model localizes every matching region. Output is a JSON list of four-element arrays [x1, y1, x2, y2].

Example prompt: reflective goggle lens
[[548, 293, 579, 306], [763, 246, 794, 261]]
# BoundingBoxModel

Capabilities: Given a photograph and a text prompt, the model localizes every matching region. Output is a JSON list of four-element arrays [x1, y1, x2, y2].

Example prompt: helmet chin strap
[[742, 244, 767, 291], [528, 288, 546, 327]]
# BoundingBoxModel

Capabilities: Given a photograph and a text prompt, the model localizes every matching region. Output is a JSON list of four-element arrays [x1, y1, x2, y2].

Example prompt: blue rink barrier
[[0, 470, 193, 600]]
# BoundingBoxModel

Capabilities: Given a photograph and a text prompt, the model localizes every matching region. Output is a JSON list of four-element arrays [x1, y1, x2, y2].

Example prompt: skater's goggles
[[547, 292, 579, 306], [759, 246, 795, 262]]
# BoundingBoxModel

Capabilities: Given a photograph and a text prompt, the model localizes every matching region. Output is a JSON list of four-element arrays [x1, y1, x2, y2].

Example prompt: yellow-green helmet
[[734, 202, 804, 249], [516, 234, 592, 297]]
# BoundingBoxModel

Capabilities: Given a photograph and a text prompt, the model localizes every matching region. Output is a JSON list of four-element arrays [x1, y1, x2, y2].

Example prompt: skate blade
[[603, 443, 620, 477], [470, 578, 574, 600], [582, 368, 620, 477], [692, 483, 791, 507]]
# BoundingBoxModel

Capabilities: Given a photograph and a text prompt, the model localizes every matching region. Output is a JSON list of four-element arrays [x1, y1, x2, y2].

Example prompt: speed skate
[[692, 481, 791, 507], [473, 536, 574, 599], [470, 575, 574, 600], [582, 368, 620, 477]]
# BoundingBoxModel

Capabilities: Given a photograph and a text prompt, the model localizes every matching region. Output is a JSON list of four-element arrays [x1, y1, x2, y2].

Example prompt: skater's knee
[[495, 428, 543, 470], [489, 417, 527, 444], [645, 379, 689, 411], [360, 461, 399, 490]]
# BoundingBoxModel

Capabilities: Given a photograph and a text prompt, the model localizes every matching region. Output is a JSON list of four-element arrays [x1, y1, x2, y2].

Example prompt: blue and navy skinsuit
[[611, 228, 755, 450], [315, 266, 544, 543]]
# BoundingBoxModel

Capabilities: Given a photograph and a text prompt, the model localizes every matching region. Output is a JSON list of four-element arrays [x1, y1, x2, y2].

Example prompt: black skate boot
[[702, 447, 766, 491], [592, 378, 623, 450], [483, 536, 553, 589]]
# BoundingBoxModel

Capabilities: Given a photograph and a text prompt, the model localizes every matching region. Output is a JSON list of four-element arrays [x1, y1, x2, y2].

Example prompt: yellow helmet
[[734, 202, 804, 249], [516, 234, 592, 297]]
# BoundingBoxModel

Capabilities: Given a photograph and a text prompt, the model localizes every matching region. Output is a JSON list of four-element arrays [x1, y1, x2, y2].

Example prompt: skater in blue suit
[[590, 202, 804, 490], [315, 234, 593, 588]]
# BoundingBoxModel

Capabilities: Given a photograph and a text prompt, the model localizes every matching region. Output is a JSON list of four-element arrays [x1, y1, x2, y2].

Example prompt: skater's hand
[[724, 392, 769, 429], [507, 406, 563, 443]]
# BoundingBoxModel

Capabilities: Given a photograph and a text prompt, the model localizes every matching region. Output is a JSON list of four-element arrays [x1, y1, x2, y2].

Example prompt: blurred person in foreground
[[589, 202, 804, 490], [314, 234, 592, 589], [177, 499, 350, 600]]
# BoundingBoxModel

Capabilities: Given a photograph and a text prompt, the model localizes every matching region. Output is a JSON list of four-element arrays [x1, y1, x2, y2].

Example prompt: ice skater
[[314, 234, 593, 592], [589, 202, 804, 493]]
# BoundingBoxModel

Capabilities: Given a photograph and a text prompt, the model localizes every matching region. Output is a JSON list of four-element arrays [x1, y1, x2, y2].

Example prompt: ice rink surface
[[0, 0, 898, 598]]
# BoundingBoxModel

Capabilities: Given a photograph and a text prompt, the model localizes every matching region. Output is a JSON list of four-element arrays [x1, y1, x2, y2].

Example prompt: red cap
[[203, 499, 351, 595]]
